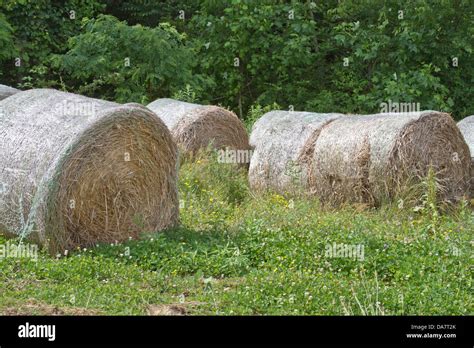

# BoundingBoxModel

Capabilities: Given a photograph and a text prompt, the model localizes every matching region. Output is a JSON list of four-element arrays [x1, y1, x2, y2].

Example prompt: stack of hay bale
[[2, 86, 470, 253], [250, 110, 471, 205], [0, 89, 179, 253], [147, 98, 250, 156]]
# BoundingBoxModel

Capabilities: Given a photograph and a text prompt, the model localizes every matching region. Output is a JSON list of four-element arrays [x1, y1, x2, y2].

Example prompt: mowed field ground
[[0, 153, 472, 315]]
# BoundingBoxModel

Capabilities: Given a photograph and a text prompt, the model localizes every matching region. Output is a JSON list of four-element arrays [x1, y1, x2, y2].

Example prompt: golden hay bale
[[0, 89, 178, 253], [310, 111, 471, 205], [147, 98, 250, 155], [0, 84, 19, 101], [457, 115, 474, 196], [249, 110, 343, 194]]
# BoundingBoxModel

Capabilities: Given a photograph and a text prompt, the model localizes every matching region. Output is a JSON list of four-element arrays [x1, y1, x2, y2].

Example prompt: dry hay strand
[[0, 84, 19, 101], [147, 98, 250, 155], [0, 89, 178, 253], [249, 110, 343, 194], [311, 111, 471, 206], [457, 115, 474, 196]]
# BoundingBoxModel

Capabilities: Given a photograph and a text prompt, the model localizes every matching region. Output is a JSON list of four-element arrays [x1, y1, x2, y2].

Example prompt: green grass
[[0, 153, 472, 315]]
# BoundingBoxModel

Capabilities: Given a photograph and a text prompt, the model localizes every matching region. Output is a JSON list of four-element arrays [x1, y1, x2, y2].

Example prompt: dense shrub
[[317, 0, 474, 118], [55, 15, 197, 103], [188, 0, 321, 117], [0, 0, 104, 87], [1, 0, 472, 118], [0, 13, 16, 79], [187, 0, 473, 118]]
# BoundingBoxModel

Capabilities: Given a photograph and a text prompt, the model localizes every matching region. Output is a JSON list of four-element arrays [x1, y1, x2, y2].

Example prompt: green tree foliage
[[0, 0, 104, 86], [316, 0, 474, 118], [0, 0, 472, 118], [186, 0, 473, 118], [189, 0, 320, 117], [102, 0, 200, 31], [55, 15, 196, 103], [0, 13, 16, 78]]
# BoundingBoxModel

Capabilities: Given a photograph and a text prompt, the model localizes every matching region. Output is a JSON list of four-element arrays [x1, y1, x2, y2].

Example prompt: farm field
[[1, 154, 472, 316], [1, 0, 473, 323]]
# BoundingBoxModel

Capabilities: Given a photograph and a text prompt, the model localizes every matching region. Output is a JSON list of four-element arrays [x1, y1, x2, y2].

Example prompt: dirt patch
[[147, 301, 205, 316], [1, 299, 102, 316]]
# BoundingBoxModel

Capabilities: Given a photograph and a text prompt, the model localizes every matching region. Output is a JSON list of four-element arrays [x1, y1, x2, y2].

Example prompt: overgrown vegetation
[[0, 154, 472, 315], [54, 15, 197, 103], [1, 0, 473, 118]]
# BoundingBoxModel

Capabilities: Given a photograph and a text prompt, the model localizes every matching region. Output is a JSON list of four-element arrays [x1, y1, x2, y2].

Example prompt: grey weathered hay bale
[[457, 115, 474, 196], [457, 116, 474, 161], [0, 89, 178, 253], [249, 110, 343, 194], [311, 111, 471, 205], [147, 98, 250, 154], [0, 84, 19, 101]]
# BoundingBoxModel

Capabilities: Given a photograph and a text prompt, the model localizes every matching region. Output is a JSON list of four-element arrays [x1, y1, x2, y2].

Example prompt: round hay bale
[[249, 110, 343, 194], [147, 98, 250, 155], [457, 116, 474, 160], [0, 89, 178, 253], [311, 111, 471, 205], [0, 84, 19, 101], [457, 115, 474, 196]]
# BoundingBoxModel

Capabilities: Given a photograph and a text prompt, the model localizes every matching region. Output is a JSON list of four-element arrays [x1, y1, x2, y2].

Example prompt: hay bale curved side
[[311, 111, 471, 205], [457, 116, 474, 160], [147, 98, 250, 154], [457, 115, 474, 196], [0, 84, 19, 101], [249, 111, 342, 194], [0, 89, 178, 252]]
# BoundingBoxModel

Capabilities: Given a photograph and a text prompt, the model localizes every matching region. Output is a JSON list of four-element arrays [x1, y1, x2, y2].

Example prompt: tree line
[[1, 0, 473, 120]]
